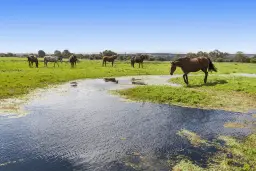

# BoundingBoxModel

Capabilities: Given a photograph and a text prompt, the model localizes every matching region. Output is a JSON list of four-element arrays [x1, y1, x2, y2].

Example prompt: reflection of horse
[[131, 54, 148, 68], [170, 57, 217, 85], [102, 55, 117, 67], [27, 55, 38, 68], [44, 56, 59, 67], [69, 55, 78, 68]]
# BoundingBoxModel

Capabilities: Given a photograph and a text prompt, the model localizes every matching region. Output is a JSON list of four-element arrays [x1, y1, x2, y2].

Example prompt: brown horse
[[69, 55, 78, 68], [131, 54, 148, 68], [102, 55, 117, 67], [27, 55, 39, 68], [170, 57, 217, 85]]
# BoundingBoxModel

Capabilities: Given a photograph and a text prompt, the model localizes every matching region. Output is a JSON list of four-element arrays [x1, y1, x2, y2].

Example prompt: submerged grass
[[173, 129, 256, 171]]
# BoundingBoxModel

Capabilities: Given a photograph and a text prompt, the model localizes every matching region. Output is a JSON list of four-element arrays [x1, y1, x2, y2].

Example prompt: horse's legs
[[112, 61, 114, 67], [57, 62, 59, 67], [183, 74, 188, 85], [204, 72, 208, 83], [183, 74, 187, 84], [142, 62, 143, 68], [201, 69, 208, 83], [186, 74, 189, 85]]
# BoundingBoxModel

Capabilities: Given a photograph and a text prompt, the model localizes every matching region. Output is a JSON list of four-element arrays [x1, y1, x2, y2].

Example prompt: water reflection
[[0, 78, 255, 171]]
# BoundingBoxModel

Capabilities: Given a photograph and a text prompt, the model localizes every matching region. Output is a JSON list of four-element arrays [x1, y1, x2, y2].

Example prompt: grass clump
[[117, 86, 213, 108], [177, 129, 208, 147]]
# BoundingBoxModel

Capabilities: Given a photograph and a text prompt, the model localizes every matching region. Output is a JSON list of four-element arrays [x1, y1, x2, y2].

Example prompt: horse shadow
[[187, 79, 228, 88]]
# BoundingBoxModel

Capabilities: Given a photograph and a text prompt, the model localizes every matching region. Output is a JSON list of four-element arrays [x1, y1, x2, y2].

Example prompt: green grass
[[170, 75, 256, 95], [117, 74, 256, 112], [0, 57, 255, 99], [0, 58, 169, 99]]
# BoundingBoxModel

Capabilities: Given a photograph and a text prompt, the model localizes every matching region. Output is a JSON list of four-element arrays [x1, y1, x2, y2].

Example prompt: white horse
[[44, 56, 59, 67]]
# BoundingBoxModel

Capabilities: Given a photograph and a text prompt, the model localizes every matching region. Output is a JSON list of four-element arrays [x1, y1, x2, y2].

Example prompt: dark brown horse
[[102, 55, 117, 67], [27, 55, 38, 68], [131, 54, 148, 68], [170, 57, 217, 85], [69, 55, 78, 68]]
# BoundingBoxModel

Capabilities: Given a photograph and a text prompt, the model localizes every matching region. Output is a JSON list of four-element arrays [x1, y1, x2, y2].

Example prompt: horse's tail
[[207, 58, 217, 72]]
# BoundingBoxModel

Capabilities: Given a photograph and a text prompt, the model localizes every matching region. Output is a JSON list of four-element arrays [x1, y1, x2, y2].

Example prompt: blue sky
[[1, 0, 256, 53]]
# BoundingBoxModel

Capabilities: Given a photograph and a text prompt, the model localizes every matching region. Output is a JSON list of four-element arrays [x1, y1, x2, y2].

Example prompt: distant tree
[[38, 50, 46, 57], [250, 56, 256, 63], [62, 50, 71, 58], [54, 50, 62, 57], [83, 54, 90, 59], [215, 58, 224, 62], [5, 53, 15, 57], [208, 49, 229, 61], [172, 54, 182, 61], [157, 57, 166, 61], [186, 52, 197, 58], [197, 51, 208, 57], [75, 54, 84, 59], [234, 51, 250, 63], [102, 50, 117, 56], [118, 55, 124, 60], [149, 57, 155, 61]]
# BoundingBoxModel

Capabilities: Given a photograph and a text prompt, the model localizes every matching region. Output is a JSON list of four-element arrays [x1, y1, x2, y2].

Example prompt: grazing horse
[[170, 57, 217, 85], [69, 55, 78, 68], [131, 54, 148, 68], [44, 56, 59, 67], [27, 55, 39, 68], [102, 55, 117, 67], [57, 56, 63, 63]]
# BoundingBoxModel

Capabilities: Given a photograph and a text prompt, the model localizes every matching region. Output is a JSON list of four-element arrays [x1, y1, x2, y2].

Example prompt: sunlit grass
[[117, 74, 256, 112], [0, 57, 255, 99]]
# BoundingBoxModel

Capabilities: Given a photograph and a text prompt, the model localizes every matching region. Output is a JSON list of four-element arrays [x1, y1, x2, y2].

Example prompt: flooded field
[[0, 76, 255, 171]]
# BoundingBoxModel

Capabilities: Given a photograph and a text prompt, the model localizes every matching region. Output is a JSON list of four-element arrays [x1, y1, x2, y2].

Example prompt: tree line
[[1, 49, 256, 63]]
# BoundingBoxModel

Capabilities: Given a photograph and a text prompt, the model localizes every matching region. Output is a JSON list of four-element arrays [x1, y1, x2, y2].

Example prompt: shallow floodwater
[[0, 76, 255, 171]]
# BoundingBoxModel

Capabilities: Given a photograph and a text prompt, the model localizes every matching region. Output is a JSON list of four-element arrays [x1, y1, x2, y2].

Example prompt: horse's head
[[170, 61, 177, 75], [113, 55, 117, 59]]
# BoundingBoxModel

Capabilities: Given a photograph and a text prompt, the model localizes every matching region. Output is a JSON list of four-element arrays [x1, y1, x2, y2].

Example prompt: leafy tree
[[149, 57, 155, 61], [75, 54, 84, 59], [38, 50, 46, 57], [54, 50, 62, 57], [62, 50, 71, 58], [102, 50, 117, 56], [118, 55, 124, 60], [197, 51, 208, 57], [186, 52, 197, 58], [209, 49, 229, 61], [234, 51, 250, 63], [250, 56, 256, 63]]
